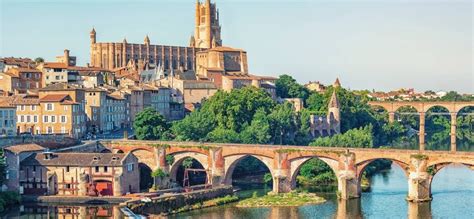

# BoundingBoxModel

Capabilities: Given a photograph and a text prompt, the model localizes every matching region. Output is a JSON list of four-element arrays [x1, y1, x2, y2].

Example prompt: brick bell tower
[[190, 0, 222, 49]]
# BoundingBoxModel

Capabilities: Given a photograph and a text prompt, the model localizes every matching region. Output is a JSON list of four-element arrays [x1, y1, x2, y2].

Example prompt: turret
[[328, 90, 341, 133], [144, 35, 150, 45], [90, 28, 96, 44], [333, 77, 341, 88], [64, 49, 70, 67]]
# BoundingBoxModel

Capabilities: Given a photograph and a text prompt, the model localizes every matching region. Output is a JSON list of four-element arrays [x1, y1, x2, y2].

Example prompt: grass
[[236, 191, 325, 208], [172, 195, 239, 214]]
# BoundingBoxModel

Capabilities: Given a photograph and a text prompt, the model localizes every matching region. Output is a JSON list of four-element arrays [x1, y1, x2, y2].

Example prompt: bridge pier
[[337, 152, 360, 199], [210, 148, 225, 186], [419, 112, 425, 151], [450, 113, 457, 152], [337, 173, 360, 199], [389, 112, 395, 123], [407, 172, 432, 202], [407, 157, 432, 202], [272, 152, 291, 193]]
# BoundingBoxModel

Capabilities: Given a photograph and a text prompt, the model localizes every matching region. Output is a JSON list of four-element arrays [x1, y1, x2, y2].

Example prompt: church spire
[[144, 35, 150, 45]]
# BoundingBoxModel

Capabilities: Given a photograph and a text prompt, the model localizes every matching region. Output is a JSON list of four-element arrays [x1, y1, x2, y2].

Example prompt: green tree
[[151, 168, 168, 189], [182, 158, 194, 169], [0, 149, 6, 185], [172, 109, 216, 141], [133, 107, 169, 140], [34, 57, 44, 64], [206, 127, 241, 143], [275, 74, 310, 100], [269, 102, 297, 145], [240, 108, 272, 144], [310, 125, 374, 148]]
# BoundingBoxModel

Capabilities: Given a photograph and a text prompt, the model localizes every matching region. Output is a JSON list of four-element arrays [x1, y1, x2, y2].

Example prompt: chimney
[[43, 151, 53, 160], [64, 49, 70, 67]]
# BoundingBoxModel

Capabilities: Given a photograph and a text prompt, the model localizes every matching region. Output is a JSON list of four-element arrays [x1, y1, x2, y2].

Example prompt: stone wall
[[126, 186, 233, 215], [0, 136, 80, 149]]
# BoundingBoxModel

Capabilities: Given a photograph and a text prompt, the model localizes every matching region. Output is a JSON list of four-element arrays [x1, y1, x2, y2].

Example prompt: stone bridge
[[101, 140, 474, 202], [368, 101, 474, 151]]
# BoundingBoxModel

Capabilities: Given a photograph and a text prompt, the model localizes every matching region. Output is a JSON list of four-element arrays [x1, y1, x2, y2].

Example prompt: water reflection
[[2, 204, 122, 218]]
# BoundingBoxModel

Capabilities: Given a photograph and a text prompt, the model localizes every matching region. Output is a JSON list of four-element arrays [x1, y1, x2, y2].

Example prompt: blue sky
[[1, 0, 472, 93]]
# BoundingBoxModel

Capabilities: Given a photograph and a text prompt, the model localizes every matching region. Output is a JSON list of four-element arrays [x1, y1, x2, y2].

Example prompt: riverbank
[[125, 186, 234, 216], [237, 191, 326, 207]]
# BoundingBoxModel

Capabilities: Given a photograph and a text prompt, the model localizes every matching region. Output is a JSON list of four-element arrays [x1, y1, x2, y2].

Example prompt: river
[[172, 164, 473, 219], [2, 164, 473, 218]]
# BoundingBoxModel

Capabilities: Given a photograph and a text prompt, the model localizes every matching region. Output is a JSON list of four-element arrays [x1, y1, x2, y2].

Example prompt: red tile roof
[[39, 94, 70, 102], [5, 144, 45, 154]]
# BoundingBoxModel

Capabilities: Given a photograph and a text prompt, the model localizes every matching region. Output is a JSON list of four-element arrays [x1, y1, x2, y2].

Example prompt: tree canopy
[[133, 107, 170, 140]]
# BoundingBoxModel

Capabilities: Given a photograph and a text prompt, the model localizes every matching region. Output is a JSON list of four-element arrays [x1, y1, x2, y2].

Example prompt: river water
[[172, 164, 474, 219], [2, 164, 473, 218]]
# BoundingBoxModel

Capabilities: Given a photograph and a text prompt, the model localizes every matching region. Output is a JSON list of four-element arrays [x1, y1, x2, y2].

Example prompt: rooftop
[[21, 152, 132, 167], [5, 144, 45, 154]]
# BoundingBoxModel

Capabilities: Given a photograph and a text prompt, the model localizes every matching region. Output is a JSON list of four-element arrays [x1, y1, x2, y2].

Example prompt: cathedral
[[89, 0, 222, 72]]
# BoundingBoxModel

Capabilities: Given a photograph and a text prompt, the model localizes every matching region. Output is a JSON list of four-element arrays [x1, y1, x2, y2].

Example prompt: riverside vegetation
[[237, 191, 325, 207]]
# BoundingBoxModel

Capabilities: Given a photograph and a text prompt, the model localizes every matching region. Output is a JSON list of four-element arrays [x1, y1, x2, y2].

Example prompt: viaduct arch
[[368, 101, 474, 151]]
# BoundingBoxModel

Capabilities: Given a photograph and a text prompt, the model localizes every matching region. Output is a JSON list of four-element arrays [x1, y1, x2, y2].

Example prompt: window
[[31, 105, 36, 111], [20, 105, 25, 111], [51, 116, 56, 123], [43, 116, 48, 123], [61, 115, 66, 123], [26, 115, 30, 123], [65, 166, 70, 172], [46, 103, 53, 111], [47, 126, 53, 134], [65, 184, 71, 189], [95, 166, 99, 172], [127, 163, 134, 172], [104, 166, 108, 172], [33, 115, 38, 123], [20, 115, 24, 123], [61, 126, 66, 134]]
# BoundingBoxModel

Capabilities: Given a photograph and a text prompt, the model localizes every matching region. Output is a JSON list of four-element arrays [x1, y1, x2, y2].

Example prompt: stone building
[[19, 152, 140, 196], [0, 97, 16, 136], [0, 57, 36, 72], [0, 67, 42, 94], [2, 143, 45, 192], [38, 50, 114, 88], [309, 91, 341, 137]]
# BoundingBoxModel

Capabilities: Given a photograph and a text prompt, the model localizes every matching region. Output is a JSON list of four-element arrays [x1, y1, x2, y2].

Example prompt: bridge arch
[[289, 156, 339, 189], [356, 158, 410, 180], [168, 152, 210, 183], [223, 154, 274, 185], [130, 148, 157, 170]]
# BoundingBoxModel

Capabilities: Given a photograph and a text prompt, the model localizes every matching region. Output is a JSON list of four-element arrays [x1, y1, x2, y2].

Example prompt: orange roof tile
[[39, 94, 70, 102]]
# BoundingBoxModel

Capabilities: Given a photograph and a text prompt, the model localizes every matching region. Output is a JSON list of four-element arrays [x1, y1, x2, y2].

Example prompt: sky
[[1, 0, 472, 93]]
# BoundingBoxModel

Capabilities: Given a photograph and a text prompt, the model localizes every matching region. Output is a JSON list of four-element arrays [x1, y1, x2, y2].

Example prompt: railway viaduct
[[101, 140, 474, 202], [368, 101, 473, 151]]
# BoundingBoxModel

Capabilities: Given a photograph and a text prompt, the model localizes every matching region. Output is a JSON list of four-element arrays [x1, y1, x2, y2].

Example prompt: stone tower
[[191, 0, 222, 49], [90, 28, 96, 44], [328, 90, 341, 134]]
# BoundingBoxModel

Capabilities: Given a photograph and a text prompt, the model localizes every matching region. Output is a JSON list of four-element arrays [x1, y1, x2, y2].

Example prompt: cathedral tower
[[191, 0, 222, 49], [90, 28, 96, 44]]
